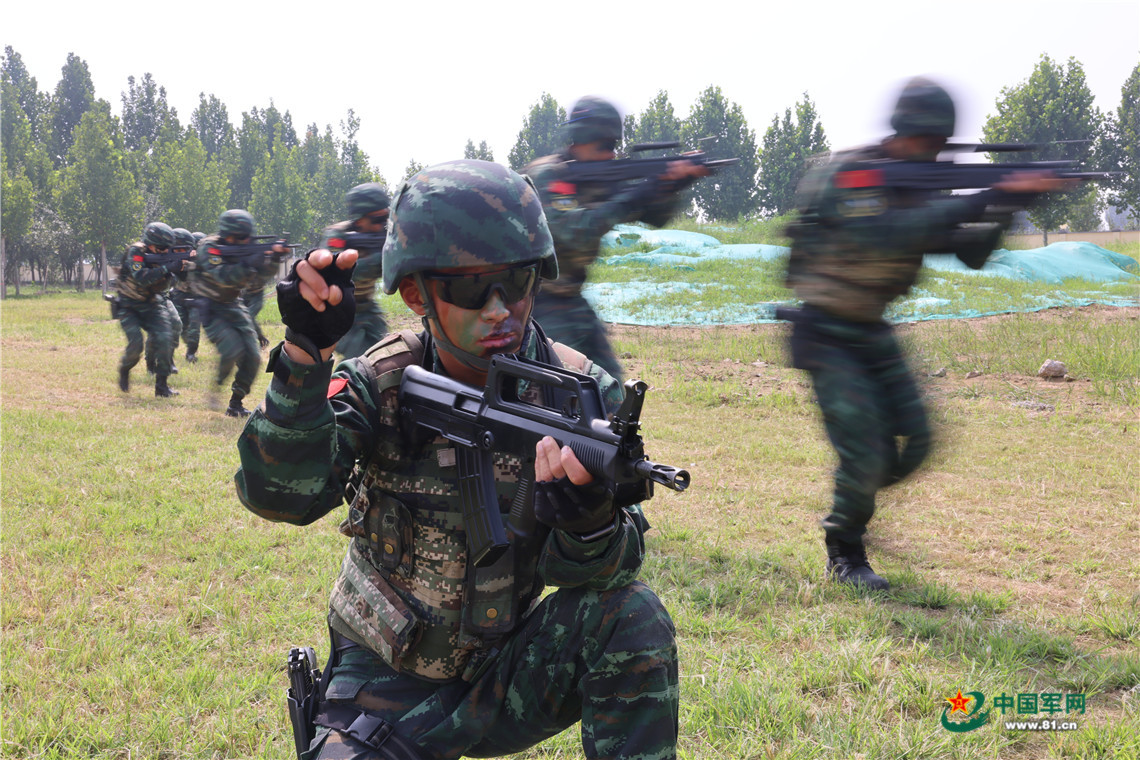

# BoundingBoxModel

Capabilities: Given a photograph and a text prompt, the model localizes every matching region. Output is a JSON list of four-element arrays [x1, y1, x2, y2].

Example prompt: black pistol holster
[[287, 630, 431, 760], [286, 646, 321, 759], [104, 292, 121, 319]]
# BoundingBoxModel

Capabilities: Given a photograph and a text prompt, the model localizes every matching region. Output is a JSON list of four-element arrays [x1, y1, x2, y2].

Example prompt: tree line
[[2, 46, 1136, 296]]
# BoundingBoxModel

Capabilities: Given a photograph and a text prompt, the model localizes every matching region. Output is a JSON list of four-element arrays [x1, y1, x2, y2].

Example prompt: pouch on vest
[[340, 486, 414, 578], [328, 541, 422, 669]]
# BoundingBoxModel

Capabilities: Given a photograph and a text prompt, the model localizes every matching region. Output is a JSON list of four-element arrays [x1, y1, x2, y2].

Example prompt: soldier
[[236, 161, 678, 759], [525, 95, 709, 381], [320, 181, 391, 359], [144, 233, 186, 378], [779, 77, 1072, 590], [147, 227, 195, 373], [114, 222, 183, 397], [191, 210, 283, 417]]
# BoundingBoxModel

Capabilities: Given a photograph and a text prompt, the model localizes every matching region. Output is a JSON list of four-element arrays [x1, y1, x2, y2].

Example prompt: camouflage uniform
[[146, 286, 185, 369], [116, 242, 178, 378], [322, 219, 388, 359], [782, 78, 1018, 586], [241, 274, 276, 348], [191, 234, 276, 401], [525, 153, 684, 383], [236, 160, 678, 759], [170, 278, 201, 359]]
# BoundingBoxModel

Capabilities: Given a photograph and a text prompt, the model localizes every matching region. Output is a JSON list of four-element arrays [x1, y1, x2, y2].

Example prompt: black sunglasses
[[598, 139, 617, 152], [366, 213, 388, 224], [426, 263, 539, 310]]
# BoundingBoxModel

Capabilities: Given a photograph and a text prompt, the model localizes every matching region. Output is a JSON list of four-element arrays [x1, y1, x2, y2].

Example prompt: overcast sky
[[6, 0, 1139, 182]]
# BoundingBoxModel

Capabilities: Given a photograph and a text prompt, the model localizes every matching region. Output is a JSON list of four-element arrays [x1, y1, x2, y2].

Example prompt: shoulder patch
[[837, 189, 887, 218], [548, 180, 577, 196], [328, 377, 349, 398], [834, 169, 883, 189]]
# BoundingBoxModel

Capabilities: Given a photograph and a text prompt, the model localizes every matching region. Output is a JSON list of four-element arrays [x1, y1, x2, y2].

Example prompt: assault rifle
[[398, 354, 690, 568], [867, 158, 1116, 193], [325, 230, 387, 253], [843, 141, 1115, 193], [561, 140, 738, 185], [141, 249, 194, 270], [204, 236, 299, 267]]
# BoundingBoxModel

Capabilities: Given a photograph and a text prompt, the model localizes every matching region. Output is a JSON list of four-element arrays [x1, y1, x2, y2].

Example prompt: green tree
[[508, 93, 565, 170], [625, 90, 682, 157], [681, 86, 760, 221], [464, 139, 495, 161], [57, 103, 144, 293], [1102, 62, 1139, 225], [3, 46, 49, 144], [250, 124, 312, 243], [338, 109, 374, 187], [121, 73, 180, 151], [1, 156, 34, 299], [154, 135, 230, 232], [758, 94, 828, 217], [48, 53, 96, 166], [300, 115, 385, 239], [230, 110, 270, 209], [191, 92, 235, 161], [403, 159, 426, 183], [983, 54, 1104, 241]]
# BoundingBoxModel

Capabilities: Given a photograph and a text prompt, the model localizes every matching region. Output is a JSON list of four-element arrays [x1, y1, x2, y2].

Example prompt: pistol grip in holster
[[287, 646, 321, 760]]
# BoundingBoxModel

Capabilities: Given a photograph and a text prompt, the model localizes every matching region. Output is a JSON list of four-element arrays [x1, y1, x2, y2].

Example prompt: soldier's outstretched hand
[[277, 249, 359, 360], [292, 249, 358, 312]]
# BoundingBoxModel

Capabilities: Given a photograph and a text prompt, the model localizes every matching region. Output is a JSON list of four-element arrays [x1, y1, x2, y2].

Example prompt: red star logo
[[946, 690, 972, 714]]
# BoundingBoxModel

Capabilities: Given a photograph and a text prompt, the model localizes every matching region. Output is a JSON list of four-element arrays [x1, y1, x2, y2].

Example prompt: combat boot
[[826, 535, 890, 591], [185, 352, 198, 364], [118, 367, 130, 392], [155, 375, 179, 398], [225, 391, 250, 418]]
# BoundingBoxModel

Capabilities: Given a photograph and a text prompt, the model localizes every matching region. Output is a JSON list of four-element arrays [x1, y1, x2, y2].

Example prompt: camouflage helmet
[[217, 209, 255, 238], [191, 231, 206, 244], [563, 95, 622, 146], [381, 160, 557, 294], [890, 76, 956, 137], [171, 227, 195, 249], [142, 222, 175, 249], [345, 182, 390, 219]]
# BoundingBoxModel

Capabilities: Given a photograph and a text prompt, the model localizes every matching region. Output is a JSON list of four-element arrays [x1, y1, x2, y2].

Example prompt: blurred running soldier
[[780, 77, 1073, 590]]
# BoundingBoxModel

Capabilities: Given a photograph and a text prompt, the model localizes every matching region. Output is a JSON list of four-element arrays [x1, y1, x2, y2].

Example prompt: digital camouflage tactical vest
[[524, 153, 619, 298], [189, 234, 264, 303], [328, 330, 594, 682], [785, 146, 926, 322], [117, 243, 175, 302]]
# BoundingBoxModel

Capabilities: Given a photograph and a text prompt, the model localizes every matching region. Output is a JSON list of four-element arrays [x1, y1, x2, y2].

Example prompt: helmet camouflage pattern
[[563, 95, 622, 146], [890, 76, 956, 137], [381, 160, 557, 294], [191, 231, 206, 244], [142, 222, 175, 249], [345, 182, 391, 218], [171, 227, 195, 249], [217, 209, 255, 238]]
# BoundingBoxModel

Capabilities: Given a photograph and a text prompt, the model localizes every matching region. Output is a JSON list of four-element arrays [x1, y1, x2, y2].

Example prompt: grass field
[[2, 273, 1138, 757]]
